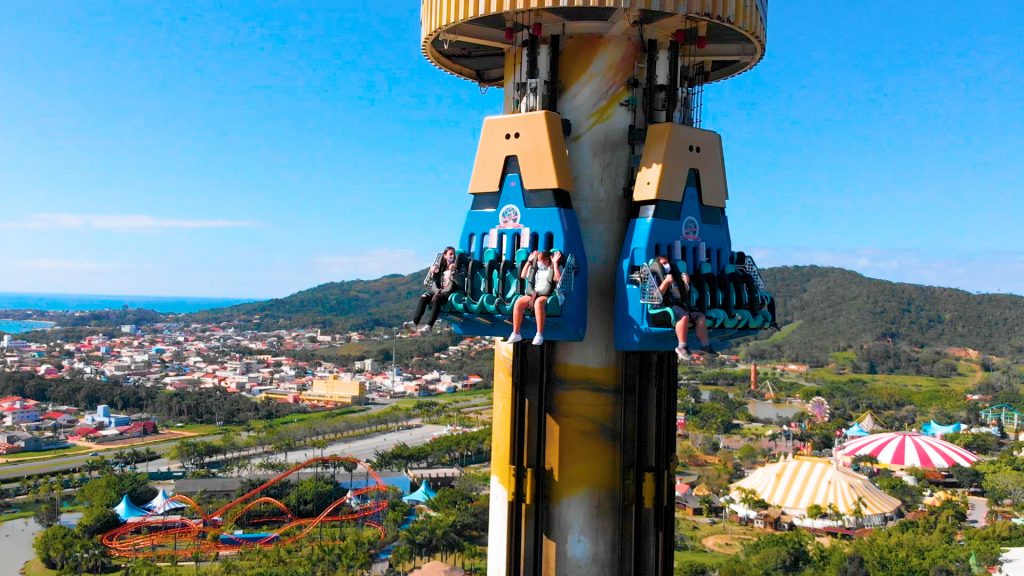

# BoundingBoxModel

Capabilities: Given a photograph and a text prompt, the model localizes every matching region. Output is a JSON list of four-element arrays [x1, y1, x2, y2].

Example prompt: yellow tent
[[730, 456, 900, 521]]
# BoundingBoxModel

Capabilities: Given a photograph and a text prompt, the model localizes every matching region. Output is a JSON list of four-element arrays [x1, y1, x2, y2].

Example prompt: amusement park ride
[[419, 1, 775, 575], [102, 457, 388, 558]]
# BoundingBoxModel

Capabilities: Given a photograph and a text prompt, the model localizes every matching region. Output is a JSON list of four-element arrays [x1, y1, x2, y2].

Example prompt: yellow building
[[301, 375, 366, 406]]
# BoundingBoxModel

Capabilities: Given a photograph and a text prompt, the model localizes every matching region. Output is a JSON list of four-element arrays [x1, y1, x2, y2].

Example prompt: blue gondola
[[615, 123, 775, 351], [442, 111, 587, 341]]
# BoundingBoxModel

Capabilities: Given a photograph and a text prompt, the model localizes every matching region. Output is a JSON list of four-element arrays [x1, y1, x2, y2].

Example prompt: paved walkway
[[967, 495, 988, 527]]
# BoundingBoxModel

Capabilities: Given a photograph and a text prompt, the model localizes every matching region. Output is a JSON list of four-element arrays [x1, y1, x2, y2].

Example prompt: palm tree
[[390, 545, 414, 576], [143, 448, 158, 472]]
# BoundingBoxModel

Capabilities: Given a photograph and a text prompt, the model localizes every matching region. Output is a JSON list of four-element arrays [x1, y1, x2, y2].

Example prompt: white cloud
[[14, 258, 124, 273], [748, 246, 1024, 295], [313, 248, 425, 280], [0, 213, 258, 231]]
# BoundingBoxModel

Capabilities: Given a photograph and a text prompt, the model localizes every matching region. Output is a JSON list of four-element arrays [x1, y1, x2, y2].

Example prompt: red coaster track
[[101, 456, 389, 558]]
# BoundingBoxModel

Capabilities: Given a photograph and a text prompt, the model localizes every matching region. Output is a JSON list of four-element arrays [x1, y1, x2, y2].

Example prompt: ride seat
[[524, 248, 564, 318], [721, 264, 752, 329], [697, 263, 728, 328], [645, 258, 679, 328], [493, 248, 529, 315]]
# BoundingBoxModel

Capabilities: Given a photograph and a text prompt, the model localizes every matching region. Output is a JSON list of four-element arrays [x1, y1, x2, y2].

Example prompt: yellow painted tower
[[418, 2, 769, 574]]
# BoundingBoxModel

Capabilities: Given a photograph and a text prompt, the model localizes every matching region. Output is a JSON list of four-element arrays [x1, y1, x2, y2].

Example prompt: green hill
[[191, 265, 1024, 364], [747, 266, 1024, 365], [189, 271, 429, 332]]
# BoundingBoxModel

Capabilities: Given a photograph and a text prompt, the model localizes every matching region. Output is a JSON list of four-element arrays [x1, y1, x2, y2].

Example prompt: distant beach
[[0, 292, 255, 315]]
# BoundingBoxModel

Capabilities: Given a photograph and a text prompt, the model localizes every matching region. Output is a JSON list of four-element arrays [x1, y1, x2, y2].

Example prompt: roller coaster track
[[101, 456, 389, 558]]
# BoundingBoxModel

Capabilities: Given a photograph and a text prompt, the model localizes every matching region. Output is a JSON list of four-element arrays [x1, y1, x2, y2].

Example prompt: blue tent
[[402, 480, 437, 504], [845, 423, 870, 437], [921, 420, 962, 437], [113, 495, 149, 522], [144, 489, 186, 514]]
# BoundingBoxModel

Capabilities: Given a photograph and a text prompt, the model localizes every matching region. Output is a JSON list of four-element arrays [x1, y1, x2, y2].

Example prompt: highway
[[0, 423, 449, 481], [0, 434, 222, 481], [251, 424, 446, 465]]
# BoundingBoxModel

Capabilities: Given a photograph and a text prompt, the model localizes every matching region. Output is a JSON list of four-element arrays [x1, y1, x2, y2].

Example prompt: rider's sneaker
[[532, 333, 544, 346], [507, 333, 523, 344], [675, 345, 691, 361]]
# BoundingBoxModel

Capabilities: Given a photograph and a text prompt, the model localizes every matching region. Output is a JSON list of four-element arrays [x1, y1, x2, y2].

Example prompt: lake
[[2, 518, 44, 575], [0, 319, 56, 334]]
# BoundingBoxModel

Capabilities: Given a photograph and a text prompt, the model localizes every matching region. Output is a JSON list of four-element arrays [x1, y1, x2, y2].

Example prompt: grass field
[[394, 388, 492, 408], [0, 446, 90, 461], [262, 405, 368, 426], [675, 548, 730, 567], [801, 368, 974, 413]]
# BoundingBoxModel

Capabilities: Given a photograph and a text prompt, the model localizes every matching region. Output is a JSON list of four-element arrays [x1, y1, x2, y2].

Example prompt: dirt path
[[701, 534, 755, 555]]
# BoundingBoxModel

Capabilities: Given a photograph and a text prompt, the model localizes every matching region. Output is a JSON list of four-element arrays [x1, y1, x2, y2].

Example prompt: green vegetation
[[190, 270, 432, 332], [744, 266, 1024, 365], [0, 371, 306, 427]]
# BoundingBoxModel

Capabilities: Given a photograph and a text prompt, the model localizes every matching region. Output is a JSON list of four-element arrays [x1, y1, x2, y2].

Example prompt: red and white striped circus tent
[[729, 456, 900, 524], [837, 431, 979, 469]]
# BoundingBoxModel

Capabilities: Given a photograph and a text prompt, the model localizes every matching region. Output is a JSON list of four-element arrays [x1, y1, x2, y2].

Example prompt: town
[[0, 323, 490, 456]]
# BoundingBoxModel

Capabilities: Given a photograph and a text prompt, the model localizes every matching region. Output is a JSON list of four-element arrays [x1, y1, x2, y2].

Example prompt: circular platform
[[421, 1, 767, 86]]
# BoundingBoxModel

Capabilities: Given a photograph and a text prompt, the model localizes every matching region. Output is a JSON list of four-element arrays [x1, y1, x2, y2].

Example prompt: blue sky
[[1, 2, 1021, 298]]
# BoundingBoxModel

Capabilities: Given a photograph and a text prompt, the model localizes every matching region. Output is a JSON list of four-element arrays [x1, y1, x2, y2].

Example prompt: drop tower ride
[[418, 2, 770, 575]]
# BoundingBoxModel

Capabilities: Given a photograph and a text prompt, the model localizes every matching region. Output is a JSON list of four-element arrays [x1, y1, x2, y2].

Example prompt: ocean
[[0, 292, 255, 315]]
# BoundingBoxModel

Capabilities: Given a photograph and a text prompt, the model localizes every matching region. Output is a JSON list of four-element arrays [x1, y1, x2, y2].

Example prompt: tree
[[33, 502, 60, 528], [77, 506, 121, 537], [33, 525, 78, 570], [688, 402, 732, 435], [983, 470, 1024, 508], [77, 471, 155, 510]]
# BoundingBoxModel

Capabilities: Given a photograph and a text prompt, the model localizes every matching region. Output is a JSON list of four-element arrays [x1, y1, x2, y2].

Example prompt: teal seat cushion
[[467, 294, 495, 314], [495, 297, 515, 315], [448, 292, 467, 313], [545, 295, 562, 317], [649, 306, 677, 327], [705, 308, 728, 328]]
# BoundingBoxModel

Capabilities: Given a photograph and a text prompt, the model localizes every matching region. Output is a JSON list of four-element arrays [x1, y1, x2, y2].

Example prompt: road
[[0, 395, 475, 480], [967, 495, 988, 527], [0, 422, 449, 482], [251, 424, 446, 465], [0, 434, 223, 481]]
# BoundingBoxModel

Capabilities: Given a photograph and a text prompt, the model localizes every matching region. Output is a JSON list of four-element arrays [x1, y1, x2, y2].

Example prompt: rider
[[507, 250, 561, 345], [405, 247, 464, 333], [655, 255, 712, 360]]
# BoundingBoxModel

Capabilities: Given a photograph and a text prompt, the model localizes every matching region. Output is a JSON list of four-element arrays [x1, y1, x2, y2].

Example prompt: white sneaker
[[675, 345, 690, 361], [403, 321, 416, 332], [532, 333, 544, 346], [417, 324, 432, 334], [506, 333, 522, 344]]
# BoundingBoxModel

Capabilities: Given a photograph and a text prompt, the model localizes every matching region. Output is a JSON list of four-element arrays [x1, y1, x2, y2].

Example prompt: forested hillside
[[191, 266, 1024, 364], [746, 266, 1024, 364], [190, 271, 428, 332]]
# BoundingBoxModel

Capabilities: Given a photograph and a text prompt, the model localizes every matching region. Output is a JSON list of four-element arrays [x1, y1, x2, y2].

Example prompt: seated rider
[[405, 247, 464, 334], [655, 255, 712, 360], [507, 250, 561, 346]]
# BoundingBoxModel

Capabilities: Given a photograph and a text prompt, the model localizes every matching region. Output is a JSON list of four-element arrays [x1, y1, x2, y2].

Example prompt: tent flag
[[113, 494, 150, 521]]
